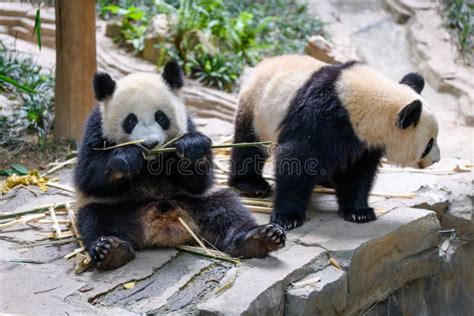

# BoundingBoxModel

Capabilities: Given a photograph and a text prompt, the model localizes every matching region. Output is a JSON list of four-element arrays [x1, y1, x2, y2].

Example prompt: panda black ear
[[162, 60, 184, 89], [93, 72, 116, 101], [397, 100, 422, 129], [399, 73, 424, 94]]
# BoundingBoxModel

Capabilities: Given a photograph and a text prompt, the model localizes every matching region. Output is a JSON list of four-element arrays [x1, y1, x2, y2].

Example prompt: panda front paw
[[271, 212, 305, 230], [174, 133, 212, 161], [107, 146, 144, 179], [340, 207, 377, 223], [90, 236, 136, 270]]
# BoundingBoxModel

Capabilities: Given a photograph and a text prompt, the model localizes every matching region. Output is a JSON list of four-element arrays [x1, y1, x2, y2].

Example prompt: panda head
[[93, 61, 187, 148], [337, 66, 440, 169], [394, 73, 440, 169]]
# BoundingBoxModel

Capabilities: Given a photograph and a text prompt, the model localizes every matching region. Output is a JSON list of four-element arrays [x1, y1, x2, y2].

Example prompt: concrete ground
[[0, 1, 473, 315]]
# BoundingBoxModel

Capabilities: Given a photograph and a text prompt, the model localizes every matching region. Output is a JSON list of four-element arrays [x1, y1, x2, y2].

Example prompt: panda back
[[240, 55, 326, 142]]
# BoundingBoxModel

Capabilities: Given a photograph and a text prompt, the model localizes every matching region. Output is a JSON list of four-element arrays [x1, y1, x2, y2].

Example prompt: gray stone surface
[[286, 265, 348, 315], [197, 244, 328, 315]]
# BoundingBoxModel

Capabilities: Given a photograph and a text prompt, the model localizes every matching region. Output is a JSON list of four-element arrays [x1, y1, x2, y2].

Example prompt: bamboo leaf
[[11, 164, 29, 176], [0, 75, 37, 93], [33, 8, 42, 51]]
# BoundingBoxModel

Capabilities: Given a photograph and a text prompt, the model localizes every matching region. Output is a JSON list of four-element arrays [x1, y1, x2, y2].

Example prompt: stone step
[[20, 16, 56, 37], [9, 25, 55, 48]]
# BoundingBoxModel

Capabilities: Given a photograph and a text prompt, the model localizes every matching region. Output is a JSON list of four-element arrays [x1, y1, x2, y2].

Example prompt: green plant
[[187, 51, 242, 91], [0, 43, 54, 148], [446, 0, 474, 53], [101, 5, 149, 53], [97, 0, 324, 91]]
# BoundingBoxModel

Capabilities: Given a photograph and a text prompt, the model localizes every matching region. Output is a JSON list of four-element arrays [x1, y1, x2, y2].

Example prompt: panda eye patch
[[122, 113, 138, 134], [421, 138, 433, 158], [155, 110, 170, 130]]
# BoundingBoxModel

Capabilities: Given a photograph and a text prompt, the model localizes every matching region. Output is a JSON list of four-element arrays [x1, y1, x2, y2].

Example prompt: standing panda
[[229, 55, 440, 230], [74, 61, 285, 270]]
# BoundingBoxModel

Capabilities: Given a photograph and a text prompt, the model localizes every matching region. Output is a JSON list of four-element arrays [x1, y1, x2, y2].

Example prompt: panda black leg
[[179, 190, 285, 258], [271, 171, 315, 230], [77, 203, 142, 270], [229, 109, 270, 198], [333, 149, 382, 223], [269, 143, 318, 230]]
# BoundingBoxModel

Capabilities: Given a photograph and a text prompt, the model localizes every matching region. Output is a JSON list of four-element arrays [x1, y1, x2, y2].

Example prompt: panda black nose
[[143, 141, 159, 149]]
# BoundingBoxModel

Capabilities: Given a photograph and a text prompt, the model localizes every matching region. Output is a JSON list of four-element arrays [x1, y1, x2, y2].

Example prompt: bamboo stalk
[[64, 246, 86, 260], [65, 202, 86, 249], [10, 237, 79, 249], [176, 245, 240, 266], [38, 219, 71, 224], [93, 139, 146, 151], [178, 217, 211, 256], [18, 184, 39, 197], [46, 182, 75, 193], [148, 141, 272, 155], [49, 206, 63, 239], [292, 277, 321, 288], [42, 157, 77, 176], [215, 268, 238, 296], [244, 205, 273, 214], [0, 202, 72, 220]]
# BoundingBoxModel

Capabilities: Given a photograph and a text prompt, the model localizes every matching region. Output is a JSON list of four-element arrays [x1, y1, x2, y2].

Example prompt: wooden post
[[54, 0, 96, 141]]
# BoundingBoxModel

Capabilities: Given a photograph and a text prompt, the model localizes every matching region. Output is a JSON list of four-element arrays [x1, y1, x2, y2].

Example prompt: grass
[[445, 0, 473, 62], [97, 0, 324, 91]]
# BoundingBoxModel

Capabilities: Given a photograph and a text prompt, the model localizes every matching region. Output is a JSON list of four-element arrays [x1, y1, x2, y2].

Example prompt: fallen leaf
[[123, 281, 136, 289]]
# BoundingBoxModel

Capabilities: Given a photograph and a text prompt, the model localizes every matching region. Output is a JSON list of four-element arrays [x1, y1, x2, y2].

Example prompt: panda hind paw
[[232, 223, 286, 258], [90, 236, 136, 270]]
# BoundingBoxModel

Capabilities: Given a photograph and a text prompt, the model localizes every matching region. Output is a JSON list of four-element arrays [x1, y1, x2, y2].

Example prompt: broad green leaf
[[11, 164, 29, 175], [0, 169, 14, 176]]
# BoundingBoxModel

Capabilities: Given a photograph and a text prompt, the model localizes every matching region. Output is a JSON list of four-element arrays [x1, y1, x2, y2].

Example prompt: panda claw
[[89, 236, 135, 270], [343, 207, 377, 223]]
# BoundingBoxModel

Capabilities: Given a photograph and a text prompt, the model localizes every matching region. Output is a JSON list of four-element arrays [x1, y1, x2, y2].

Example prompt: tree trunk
[[54, 0, 96, 141]]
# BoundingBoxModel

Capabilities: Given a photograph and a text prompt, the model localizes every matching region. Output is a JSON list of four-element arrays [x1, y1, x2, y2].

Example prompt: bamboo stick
[[49, 206, 63, 239], [178, 217, 211, 256], [46, 182, 75, 193], [148, 141, 272, 155], [42, 157, 77, 176], [176, 245, 240, 266], [93, 139, 146, 151], [0, 201, 72, 220]]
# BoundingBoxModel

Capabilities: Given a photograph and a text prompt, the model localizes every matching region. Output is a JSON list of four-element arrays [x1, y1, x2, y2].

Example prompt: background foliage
[[97, 0, 324, 91], [0, 42, 54, 148], [445, 0, 473, 63]]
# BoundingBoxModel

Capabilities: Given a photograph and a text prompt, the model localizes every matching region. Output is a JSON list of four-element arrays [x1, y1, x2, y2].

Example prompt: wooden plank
[[54, 0, 96, 140]]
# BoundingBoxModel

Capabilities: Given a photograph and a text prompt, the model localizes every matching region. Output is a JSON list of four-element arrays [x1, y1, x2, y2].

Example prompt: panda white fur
[[74, 61, 285, 270], [229, 55, 440, 230]]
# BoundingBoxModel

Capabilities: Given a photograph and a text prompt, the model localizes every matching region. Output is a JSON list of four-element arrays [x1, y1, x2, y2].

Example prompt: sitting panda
[[74, 61, 285, 270], [229, 55, 440, 230]]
